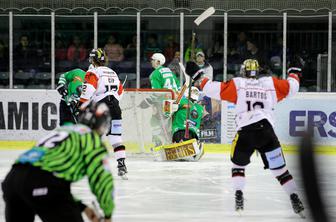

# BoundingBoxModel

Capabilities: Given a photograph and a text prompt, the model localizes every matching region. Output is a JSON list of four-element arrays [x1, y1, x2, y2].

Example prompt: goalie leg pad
[[152, 139, 200, 161]]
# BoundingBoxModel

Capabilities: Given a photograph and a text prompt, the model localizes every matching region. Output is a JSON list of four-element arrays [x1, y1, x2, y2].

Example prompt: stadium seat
[[0, 72, 9, 86], [14, 71, 32, 85]]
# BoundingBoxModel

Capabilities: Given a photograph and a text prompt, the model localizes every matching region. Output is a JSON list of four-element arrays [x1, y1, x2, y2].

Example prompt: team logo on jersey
[[191, 110, 198, 119]]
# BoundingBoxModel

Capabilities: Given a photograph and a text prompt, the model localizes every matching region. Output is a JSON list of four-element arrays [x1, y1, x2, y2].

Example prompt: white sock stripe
[[115, 150, 126, 160]]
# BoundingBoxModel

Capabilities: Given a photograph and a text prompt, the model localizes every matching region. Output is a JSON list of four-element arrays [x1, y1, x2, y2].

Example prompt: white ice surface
[[0, 150, 335, 222]]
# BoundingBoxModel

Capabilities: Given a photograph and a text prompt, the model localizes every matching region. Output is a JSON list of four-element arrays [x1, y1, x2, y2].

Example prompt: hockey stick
[[91, 201, 105, 222], [299, 132, 328, 221], [175, 62, 190, 104], [184, 7, 215, 139]]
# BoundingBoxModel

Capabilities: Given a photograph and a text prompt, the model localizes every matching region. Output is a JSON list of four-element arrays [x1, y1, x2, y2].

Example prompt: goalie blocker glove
[[56, 84, 68, 97], [185, 61, 204, 82]]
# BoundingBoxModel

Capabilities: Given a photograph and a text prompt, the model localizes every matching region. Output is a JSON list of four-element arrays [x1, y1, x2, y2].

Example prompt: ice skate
[[117, 158, 128, 180], [235, 190, 244, 214], [290, 193, 305, 218]]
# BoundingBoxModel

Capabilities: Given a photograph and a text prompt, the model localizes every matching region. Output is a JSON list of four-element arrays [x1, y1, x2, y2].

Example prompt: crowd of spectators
[[0, 30, 325, 90]]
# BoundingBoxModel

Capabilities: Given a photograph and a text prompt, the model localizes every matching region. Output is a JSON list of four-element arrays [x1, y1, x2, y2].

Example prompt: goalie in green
[[154, 86, 206, 161]]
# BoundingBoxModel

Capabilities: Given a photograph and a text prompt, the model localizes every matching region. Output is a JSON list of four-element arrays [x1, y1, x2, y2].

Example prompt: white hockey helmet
[[184, 86, 200, 101], [151, 53, 166, 66]]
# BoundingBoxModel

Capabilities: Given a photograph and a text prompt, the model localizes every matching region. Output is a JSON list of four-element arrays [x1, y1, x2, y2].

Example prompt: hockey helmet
[[151, 53, 166, 66], [184, 86, 200, 101], [89, 48, 107, 66], [240, 59, 259, 78], [78, 101, 111, 135]]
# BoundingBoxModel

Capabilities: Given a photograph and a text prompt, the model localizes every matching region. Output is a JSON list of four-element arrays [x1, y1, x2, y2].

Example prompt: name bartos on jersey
[[245, 90, 267, 100]]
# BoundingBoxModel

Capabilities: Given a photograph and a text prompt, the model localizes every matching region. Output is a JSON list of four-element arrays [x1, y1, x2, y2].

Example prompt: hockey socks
[[232, 165, 246, 191], [271, 167, 297, 196]]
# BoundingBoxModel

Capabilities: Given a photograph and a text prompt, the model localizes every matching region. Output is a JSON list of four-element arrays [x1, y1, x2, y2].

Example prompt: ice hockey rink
[[0, 150, 335, 222]]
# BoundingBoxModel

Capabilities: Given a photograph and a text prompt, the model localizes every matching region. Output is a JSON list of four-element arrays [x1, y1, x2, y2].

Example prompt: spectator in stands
[[0, 40, 8, 71], [163, 35, 179, 63], [67, 36, 87, 65], [184, 37, 203, 62], [168, 51, 181, 83], [269, 36, 286, 76], [195, 51, 213, 80], [195, 50, 214, 120], [13, 35, 37, 72], [104, 34, 124, 62], [143, 34, 162, 62], [207, 34, 224, 59], [246, 39, 270, 74], [125, 35, 137, 59], [235, 32, 248, 57], [55, 39, 67, 61]]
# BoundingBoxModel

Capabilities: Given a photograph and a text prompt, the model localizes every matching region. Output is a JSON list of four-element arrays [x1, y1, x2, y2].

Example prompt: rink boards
[[0, 90, 336, 153]]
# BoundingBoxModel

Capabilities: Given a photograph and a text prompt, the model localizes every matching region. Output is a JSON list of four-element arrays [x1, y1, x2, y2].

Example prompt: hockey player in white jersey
[[186, 59, 304, 217], [78, 48, 128, 179]]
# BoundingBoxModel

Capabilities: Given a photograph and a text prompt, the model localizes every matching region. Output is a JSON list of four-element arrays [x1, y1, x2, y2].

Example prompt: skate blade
[[298, 211, 305, 219], [235, 209, 243, 216], [119, 174, 128, 180]]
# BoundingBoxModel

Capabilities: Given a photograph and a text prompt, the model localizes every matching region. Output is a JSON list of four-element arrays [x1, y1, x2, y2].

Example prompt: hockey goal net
[[118, 88, 175, 153]]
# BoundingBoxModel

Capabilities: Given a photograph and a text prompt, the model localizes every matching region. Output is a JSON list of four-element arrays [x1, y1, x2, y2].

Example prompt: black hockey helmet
[[89, 48, 107, 66], [78, 101, 111, 135]]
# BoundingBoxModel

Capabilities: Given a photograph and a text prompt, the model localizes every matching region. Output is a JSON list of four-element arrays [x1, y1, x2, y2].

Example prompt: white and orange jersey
[[200, 73, 300, 130], [79, 66, 123, 103]]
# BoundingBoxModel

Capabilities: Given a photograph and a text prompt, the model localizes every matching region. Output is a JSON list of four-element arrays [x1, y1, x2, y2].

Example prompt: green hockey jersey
[[58, 68, 86, 103], [16, 124, 114, 218], [150, 66, 179, 92], [172, 97, 204, 136]]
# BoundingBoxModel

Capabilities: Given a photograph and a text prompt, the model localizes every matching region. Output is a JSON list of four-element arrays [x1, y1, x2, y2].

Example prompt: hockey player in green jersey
[[2, 102, 114, 222], [56, 68, 86, 125], [150, 53, 179, 92]]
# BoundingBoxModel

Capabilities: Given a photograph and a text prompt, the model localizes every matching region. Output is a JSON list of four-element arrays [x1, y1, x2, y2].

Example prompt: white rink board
[[1, 90, 336, 146]]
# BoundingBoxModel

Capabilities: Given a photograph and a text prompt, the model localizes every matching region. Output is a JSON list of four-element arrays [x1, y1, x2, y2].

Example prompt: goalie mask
[[184, 86, 200, 101], [89, 48, 107, 66], [78, 102, 111, 136], [240, 59, 259, 78]]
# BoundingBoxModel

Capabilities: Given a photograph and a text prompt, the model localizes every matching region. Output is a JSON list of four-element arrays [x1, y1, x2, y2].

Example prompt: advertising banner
[[1, 90, 336, 146], [0, 90, 60, 140]]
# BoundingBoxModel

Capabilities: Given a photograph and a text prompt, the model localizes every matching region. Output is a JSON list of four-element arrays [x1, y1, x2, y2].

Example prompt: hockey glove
[[287, 67, 302, 78], [56, 84, 68, 97], [185, 61, 204, 82], [66, 94, 80, 107]]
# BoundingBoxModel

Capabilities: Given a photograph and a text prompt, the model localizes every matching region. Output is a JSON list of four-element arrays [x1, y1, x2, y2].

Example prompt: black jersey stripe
[[43, 135, 77, 168], [86, 150, 106, 175]]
